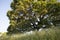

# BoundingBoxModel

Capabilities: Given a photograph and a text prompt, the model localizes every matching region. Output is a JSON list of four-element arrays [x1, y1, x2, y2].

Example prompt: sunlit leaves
[[7, 10, 14, 19], [7, 0, 60, 33], [49, 0, 57, 3], [10, 20, 17, 26]]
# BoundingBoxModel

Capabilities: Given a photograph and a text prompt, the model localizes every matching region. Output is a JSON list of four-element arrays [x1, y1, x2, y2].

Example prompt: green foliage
[[7, 0, 60, 33]]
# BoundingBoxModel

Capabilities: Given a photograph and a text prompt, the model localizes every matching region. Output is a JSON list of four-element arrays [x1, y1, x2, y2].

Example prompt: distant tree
[[7, 0, 60, 33]]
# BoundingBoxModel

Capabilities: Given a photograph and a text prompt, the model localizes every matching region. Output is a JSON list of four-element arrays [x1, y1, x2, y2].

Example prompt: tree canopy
[[7, 0, 60, 33]]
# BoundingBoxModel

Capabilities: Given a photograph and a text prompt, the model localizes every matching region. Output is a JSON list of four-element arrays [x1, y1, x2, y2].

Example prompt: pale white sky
[[0, 0, 12, 32], [0, 0, 60, 32]]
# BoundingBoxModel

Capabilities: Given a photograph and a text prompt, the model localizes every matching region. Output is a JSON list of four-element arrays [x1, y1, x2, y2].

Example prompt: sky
[[0, 0, 12, 32], [0, 0, 60, 32]]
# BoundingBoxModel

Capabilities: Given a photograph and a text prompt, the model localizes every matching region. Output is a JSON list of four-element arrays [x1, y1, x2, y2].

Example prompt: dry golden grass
[[0, 27, 60, 40]]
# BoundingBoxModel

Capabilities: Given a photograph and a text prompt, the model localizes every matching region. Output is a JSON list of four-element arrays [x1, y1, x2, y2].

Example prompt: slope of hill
[[0, 27, 60, 40]]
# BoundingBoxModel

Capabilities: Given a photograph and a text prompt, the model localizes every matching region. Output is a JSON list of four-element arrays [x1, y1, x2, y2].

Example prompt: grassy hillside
[[0, 27, 60, 40]]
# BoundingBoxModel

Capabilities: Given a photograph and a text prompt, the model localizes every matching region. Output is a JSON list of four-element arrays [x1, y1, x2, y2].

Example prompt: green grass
[[0, 27, 60, 40]]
